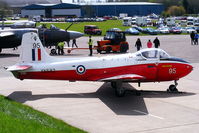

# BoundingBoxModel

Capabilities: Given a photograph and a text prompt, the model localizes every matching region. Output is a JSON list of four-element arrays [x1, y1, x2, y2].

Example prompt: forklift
[[95, 29, 129, 53]]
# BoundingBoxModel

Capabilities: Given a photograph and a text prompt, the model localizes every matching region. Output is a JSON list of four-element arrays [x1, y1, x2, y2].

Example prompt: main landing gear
[[111, 81, 141, 97], [111, 81, 126, 97], [167, 80, 178, 92]]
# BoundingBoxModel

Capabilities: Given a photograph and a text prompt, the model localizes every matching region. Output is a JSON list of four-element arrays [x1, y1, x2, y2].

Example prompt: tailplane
[[20, 32, 51, 63]]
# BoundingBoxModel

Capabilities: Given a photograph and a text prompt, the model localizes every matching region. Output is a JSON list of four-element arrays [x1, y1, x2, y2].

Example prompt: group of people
[[57, 36, 159, 56], [190, 31, 199, 45], [54, 31, 199, 56], [57, 39, 78, 55], [56, 36, 94, 56], [56, 35, 162, 56], [135, 37, 160, 51]]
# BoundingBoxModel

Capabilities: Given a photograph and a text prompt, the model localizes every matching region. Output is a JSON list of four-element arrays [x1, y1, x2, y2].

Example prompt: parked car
[[107, 28, 122, 32], [143, 28, 158, 35], [133, 26, 144, 32], [11, 17, 20, 20], [96, 18, 105, 22], [169, 27, 182, 34], [181, 27, 196, 33], [84, 25, 102, 35], [125, 28, 139, 35], [0, 18, 7, 21], [194, 23, 199, 26], [158, 27, 170, 34], [194, 27, 199, 33]]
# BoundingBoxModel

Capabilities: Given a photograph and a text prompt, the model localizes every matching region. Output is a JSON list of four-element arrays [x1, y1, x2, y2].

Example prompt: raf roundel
[[76, 65, 86, 75]]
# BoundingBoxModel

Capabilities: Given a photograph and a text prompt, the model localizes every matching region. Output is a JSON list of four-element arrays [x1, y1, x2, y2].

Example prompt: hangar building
[[21, 2, 164, 18], [81, 2, 164, 17], [1, 0, 61, 14], [21, 3, 81, 18]]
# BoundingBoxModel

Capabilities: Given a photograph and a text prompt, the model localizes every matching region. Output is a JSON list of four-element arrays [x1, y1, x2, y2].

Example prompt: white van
[[123, 17, 132, 26]]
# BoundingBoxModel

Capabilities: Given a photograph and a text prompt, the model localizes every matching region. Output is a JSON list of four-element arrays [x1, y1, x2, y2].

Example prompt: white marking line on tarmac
[[133, 110, 164, 120]]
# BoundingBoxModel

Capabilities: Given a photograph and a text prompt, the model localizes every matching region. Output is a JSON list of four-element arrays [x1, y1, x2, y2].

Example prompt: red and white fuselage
[[7, 33, 193, 96]]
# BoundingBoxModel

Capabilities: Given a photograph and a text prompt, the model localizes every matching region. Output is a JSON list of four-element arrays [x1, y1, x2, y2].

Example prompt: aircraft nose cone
[[68, 31, 84, 39], [187, 64, 193, 73], [184, 64, 193, 77]]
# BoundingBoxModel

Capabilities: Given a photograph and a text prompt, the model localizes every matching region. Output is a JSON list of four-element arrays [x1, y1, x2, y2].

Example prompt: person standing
[[88, 36, 93, 56], [57, 41, 65, 55], [66, 40, 70, 47], [147, 40, 153, 48], [153, 37, 160, 48], [135, 38, 142, 51], [72, 39, 78, 48], [190, 31, 195, 45], [194, 33, 199, 45]]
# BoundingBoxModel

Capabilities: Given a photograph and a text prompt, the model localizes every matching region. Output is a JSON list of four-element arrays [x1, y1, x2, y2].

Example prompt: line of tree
[[106, 0, 199, 16]]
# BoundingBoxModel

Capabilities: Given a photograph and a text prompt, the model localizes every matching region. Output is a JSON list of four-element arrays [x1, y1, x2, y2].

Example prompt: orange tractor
[[95, 29, 129, 53]]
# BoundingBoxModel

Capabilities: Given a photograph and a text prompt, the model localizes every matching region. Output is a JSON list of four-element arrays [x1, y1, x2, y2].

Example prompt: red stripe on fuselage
[[38, 49, 41, 61], [17, 63, 192, 82]]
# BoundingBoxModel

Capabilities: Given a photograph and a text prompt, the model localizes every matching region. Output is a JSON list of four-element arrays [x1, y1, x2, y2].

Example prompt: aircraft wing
[[0, 32, 15, 37], [6, 65, 32, 71], [99, 74, 145, 81]]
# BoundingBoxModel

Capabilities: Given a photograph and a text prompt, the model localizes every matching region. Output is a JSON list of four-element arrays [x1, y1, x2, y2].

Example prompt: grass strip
[[0, 95, 87, 133]]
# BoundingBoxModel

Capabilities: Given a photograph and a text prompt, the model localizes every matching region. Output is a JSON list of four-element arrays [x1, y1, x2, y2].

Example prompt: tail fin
[[20, 32, 51, 63]]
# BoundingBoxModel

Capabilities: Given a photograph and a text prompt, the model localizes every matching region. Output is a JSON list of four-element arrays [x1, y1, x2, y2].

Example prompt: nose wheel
[[50, 48, 57, 55], [167, 80, 178, 92]]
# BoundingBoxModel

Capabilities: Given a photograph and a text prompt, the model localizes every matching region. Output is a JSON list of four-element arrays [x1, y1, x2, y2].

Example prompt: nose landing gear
[[167, 80, 178, 92]]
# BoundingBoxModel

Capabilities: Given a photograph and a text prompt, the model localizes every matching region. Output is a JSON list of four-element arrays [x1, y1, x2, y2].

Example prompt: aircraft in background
[[7, 32, 193, 97], [0, 23, 83, 53], [0, 21, 36, 29]]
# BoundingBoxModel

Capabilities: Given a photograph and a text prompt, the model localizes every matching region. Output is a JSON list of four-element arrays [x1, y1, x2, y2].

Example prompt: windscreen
[[105, 31, 115, 40], [159, 50, 169, 59], [141, 50, 158, 59]]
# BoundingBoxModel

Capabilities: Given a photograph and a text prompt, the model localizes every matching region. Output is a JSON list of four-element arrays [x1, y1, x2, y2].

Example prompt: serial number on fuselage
[[41, 68, 56, 72]]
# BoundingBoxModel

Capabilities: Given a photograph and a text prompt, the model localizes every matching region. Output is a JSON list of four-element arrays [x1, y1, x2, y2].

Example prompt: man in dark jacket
[[190, 31, 195, 45], [72, 39, 78, 48], [153, 37, 160, 48], [135, 38, 142, 51]]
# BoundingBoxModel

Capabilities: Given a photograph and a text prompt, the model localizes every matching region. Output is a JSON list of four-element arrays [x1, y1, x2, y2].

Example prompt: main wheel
[[106, 47, 112, 53], [111, 82, 116, 88], [50, 49, 57, 55], [115, 87, 125, 97], [97, 49, 101, 54], [120, 44, 128, 53], [167, 84, 178, 92], [114, 82, 125, 97]]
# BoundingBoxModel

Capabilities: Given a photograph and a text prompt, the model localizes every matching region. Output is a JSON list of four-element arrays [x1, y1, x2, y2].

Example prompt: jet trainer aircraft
[[0, 24, 83, 53], [0, 21, 36, 29], [7, 32, 193, 97]]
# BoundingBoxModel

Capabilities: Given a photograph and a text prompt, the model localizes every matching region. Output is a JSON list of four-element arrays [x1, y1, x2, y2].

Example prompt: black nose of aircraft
[[68, 31, 84, 39]]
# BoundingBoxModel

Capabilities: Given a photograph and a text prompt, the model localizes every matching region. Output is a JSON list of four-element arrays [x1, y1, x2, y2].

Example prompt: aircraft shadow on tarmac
[[0, 53, 19, 58], [8, 83, 195, 116]]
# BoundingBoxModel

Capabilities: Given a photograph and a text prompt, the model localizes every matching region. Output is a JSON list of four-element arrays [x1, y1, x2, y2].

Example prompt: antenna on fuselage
[[65, 23, 74, 31]]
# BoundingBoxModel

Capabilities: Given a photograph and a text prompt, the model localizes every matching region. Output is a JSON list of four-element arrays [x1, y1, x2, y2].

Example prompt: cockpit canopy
[[136, 48, 170, 59], [50, 24, 60, 30]]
